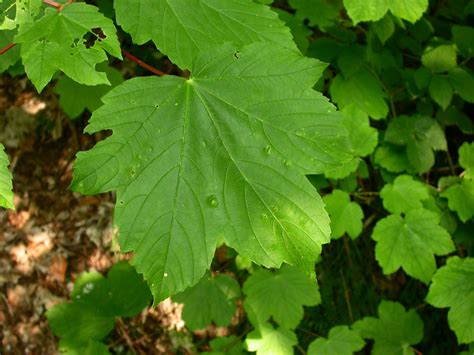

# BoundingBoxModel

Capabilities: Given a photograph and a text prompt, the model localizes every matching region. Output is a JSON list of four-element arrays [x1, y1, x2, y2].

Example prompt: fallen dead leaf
[[47, 254, 68, 284]]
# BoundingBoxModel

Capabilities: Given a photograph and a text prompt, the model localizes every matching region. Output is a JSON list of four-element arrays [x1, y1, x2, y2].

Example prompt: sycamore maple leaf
[[72, 43, 353, 300]]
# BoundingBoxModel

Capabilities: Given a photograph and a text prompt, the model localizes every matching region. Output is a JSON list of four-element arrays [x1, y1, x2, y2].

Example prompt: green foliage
[[384, 115, 447, 173], [307, 325, 365, 355], [422, 45, 457, 73], [173, 273, 241, 330], [0, 30, 19, 71], [243, 265, 320, 329], [441, 143, 474, 222], [202, 336, 244, 355], [380, 175, 429, 214], [459, 142, 474, 179], [245, 323, 298, 355], [330, 68, 388, 119], [0, 0, 42, 29], [289, 0, 341, 29], [371, 209, 455, 283], [15, 2, 121, 91], [426, 257, 474, 344], [54, 64, 123, 119], [441, 179, 474, 222], [47, 262, 151, 353], [323, 190, 363, 239], [0, 143, 14, 209], [353, 301, 424, 355], [325, 105, 378, 178], [448, 68, 474, 103], [343, 0, 428, 24]]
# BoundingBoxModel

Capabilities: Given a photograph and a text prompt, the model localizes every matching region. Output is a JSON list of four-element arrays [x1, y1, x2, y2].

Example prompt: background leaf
[[173, 274, 241, 330], [0, 143, 14, 209]]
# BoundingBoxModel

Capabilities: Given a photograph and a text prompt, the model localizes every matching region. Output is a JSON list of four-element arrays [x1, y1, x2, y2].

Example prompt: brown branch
[[43, 0, 61, 8], [0, 43, 16, 56], [122, 49, 167, 76]]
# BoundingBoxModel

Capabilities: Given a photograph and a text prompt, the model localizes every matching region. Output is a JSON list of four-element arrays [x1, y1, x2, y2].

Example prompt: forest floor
[[0, 76, 206, 354]]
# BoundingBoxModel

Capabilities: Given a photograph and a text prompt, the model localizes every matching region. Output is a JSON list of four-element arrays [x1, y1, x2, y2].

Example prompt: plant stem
[[0, 43, 16, 56], [340, 268, 354, 323], [122, 49, 167, 76], [43, 0, 61, 8]]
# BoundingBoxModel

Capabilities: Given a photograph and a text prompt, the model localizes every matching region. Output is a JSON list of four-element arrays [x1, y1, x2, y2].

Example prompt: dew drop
[[271, 205, 278, 213], [202, 140, 207, 148], [131, 99, 135, 104], [296, 130, 305, 137], [164, 272, 168, 277], [284, 160, 291, 167], [175, 102, 178, 106], [119, 200, 125, 206], [261, 213, 269, 221], [207, 196, 219, 207], [264, 145, 271, 155]]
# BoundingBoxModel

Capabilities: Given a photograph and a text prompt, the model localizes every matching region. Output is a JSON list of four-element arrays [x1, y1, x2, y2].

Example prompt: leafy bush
[[1, 0, 473, 353]]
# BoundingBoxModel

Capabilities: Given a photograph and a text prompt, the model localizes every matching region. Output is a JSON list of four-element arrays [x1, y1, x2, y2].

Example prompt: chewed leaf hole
[[83, 28, 107, 49], [70, 38, 80, 48]]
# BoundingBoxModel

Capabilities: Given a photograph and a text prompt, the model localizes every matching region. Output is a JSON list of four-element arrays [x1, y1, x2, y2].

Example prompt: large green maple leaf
[[0, 143, 14, 209], [114, 0, 297, 69], [15, 3, 121, 92], [426, 256, 474, 344], [72, 43, 353, 301]]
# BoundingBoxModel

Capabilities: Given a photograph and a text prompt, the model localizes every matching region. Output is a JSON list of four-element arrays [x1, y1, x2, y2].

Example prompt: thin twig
[[122, 49, 167, 76], [446, 150, 456, 176], [0, 43, 16, 55], [43, 0, 61, 8], [116, 318, 144, 354], [296, 345, 307, 355], [340, 268, 354, 323]]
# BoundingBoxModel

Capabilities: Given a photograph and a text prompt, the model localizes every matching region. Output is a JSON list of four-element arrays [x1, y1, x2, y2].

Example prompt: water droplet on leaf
[[207, 196, 219, 207], [264, 146, 271, 155]]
